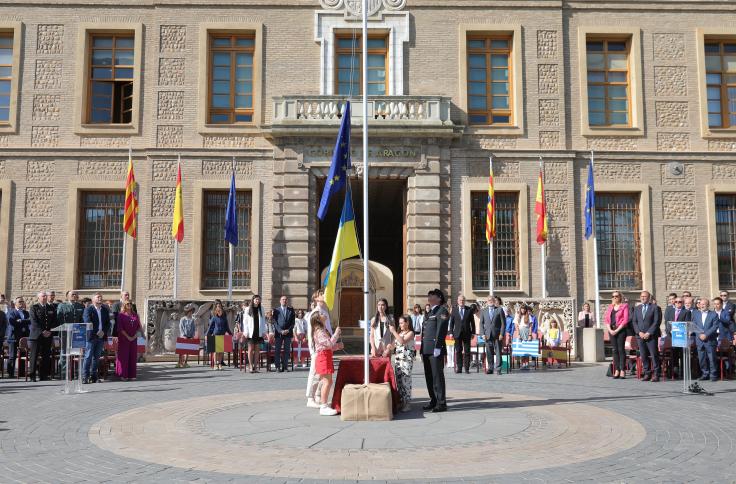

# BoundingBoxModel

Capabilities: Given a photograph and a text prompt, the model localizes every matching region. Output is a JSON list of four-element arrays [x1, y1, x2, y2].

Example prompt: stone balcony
[[268, 95, 458, 138]]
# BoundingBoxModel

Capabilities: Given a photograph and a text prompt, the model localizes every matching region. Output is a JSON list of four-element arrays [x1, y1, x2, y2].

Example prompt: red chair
[[291, 337, 310, 368], [717, 339, 734, 381], [624, 336, 639, 377], [0, 341, 7, 379], [659, 337, 673, 380], [100, 338, 118, 380]]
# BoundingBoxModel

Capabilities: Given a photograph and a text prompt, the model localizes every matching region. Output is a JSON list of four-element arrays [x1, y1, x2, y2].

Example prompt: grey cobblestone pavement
[[1, 361, 735, 483]]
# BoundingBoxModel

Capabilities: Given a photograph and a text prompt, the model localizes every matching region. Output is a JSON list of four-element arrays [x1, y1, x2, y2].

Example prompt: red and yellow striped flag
[[123, 152, 138, 239], [485, 161, 495, 243], [535, 166, 548, 245], [171, 159, 184, 242]]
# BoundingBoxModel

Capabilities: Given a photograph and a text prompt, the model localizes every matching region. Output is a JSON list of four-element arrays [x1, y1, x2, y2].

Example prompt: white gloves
[[433, 348, 441, 358]]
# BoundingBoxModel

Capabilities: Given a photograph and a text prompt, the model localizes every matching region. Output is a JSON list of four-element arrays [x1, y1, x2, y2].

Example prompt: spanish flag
[[171, 157, 184, 242], [123, 148, 138, 239], [323, 185, 361, 310], [535, 165, 548, 245], [206, 335, 233, 353], [486, 159, 495, 243]]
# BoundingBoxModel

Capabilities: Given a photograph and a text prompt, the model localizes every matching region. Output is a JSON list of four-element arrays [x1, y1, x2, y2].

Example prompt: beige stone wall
[[0, 0, 735, 314]]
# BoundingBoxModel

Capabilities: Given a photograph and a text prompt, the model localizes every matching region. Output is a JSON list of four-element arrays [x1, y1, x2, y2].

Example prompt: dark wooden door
[[339, 288, 363, 327]]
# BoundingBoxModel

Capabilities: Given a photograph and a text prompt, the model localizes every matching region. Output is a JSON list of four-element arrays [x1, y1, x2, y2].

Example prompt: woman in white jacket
[[242, 295, 268, 373]]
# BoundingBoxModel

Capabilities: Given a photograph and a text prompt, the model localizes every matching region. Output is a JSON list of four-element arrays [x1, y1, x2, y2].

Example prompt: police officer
[[29, 291, 60, 381], [421, 288, 450, 413]]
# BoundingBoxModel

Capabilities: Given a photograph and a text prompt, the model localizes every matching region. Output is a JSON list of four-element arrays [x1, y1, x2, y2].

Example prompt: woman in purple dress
[[115, 301, 141, 380]]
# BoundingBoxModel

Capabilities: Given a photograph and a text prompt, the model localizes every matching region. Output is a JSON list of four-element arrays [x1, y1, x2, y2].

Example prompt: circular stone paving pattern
[[89, 389, 646, 480]]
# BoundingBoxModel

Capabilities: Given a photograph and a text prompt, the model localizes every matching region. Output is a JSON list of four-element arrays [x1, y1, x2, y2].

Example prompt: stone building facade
[[0, 0, 735, 324]]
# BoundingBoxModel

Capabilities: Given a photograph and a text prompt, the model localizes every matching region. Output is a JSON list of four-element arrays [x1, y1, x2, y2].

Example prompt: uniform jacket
[[29, 303, 60, 340], [421, 305, 450, 356]]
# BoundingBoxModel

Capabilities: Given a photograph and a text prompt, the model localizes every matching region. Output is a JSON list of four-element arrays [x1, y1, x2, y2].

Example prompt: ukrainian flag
[[323, 185, 361, 310]]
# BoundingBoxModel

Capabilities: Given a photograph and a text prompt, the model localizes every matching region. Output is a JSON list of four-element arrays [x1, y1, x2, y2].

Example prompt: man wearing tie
[[718, 291, 735, 342], [450, 294, 475, 374], [480, 295, 505, 374], [272, 295, 295, 372], [82, 292, 111, 383], [691, 298, 720, 381], [422, 289, 450, 413], [29, 291, 60, 382], [6, 297, 30, 378], [632, 291, 661, 382]]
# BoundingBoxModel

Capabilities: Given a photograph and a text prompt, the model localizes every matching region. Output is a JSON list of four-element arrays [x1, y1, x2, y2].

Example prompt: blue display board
[[71, 323, 87, 349], [671, 321, 688, 348]]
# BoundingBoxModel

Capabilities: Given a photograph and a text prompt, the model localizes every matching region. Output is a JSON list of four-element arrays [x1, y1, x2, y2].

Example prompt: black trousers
[[6, 341, 16, 377], [29, 335, 53, 379], [454, 335, 471, 371], [485, 337, 502, 372], [422, 353, 446, 406], [610, 331, 627, 372], [637, 337, 660, 377], [274, 333, 291, 370]]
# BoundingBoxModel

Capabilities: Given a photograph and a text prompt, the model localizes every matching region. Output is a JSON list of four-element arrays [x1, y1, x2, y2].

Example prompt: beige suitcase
[[340, 383, 394, 421]]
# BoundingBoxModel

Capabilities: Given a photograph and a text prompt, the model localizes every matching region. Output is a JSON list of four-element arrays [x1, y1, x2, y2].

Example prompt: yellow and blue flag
[[584, 159, 595, 240], [323, 185, 361, 309], [317, 101, 351, 221]]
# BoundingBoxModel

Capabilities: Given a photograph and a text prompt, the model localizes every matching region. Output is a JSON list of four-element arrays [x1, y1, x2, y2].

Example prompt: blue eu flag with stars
[[584, 159, 595, 240], [317, 101, 351, 221]]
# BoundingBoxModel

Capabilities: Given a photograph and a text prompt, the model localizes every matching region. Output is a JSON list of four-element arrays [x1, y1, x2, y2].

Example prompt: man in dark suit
[[82, 292, 111, 383], [632, 290, 661, 382], [718, 291, 735, 342], [422, 288, 450, 413], [663, 296, 692, 336], [480, 295, 505, 374], [691, 298, 720, 381], [450, 294, 475, 373], [5, 297, 30, 378], [272, 295, 295, 372], [29, 291, 60, 381]]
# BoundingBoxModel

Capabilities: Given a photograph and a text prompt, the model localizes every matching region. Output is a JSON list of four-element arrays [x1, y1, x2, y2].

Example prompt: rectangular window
[[0, 33, 13, 124], [471, 191, 519, 290], [586, 38, 630, 127], [87, 34, 134, 124], [715, 194, 736, 288], [208, 34, 255, 124], [335, 33, 387, 96], [595, 193, 642, 290], [705, 39, 736, 129], [202, 190, 252, 289], [78, 192, 125, 289], [466, 36, 512, 125]]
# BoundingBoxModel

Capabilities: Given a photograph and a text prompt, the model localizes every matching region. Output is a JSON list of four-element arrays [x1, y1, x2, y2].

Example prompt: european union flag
[[317, 101, 351, 221], [224, 170, 238, 246], [584, 159, 595, 240]]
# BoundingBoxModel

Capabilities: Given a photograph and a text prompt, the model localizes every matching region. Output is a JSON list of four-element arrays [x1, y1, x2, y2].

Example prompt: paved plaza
[[1, 361, 735, 483]]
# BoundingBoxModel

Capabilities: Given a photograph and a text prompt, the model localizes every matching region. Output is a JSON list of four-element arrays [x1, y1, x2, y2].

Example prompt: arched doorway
[[319, 259, 394, 335]]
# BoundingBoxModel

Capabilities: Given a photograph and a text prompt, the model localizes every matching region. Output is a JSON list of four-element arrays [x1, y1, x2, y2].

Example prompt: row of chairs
[[609, 335, 735, 381], [202, 338, 312, 371]]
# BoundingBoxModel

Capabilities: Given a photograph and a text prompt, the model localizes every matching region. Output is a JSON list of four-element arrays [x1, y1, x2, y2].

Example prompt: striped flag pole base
[[206, 335, 233, 354], [176, 337, 200, 355]]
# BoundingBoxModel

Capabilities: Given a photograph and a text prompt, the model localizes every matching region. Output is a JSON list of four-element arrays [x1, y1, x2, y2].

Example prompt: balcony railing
[[271, 95, 454, 128]]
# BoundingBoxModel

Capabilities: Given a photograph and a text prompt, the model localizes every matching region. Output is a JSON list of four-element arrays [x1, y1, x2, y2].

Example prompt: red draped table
[[331, 356, 400, 413]]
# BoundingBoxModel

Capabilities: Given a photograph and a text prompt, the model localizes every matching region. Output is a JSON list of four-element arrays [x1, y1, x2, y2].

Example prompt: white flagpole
[[489, 155, 494, 297], [173, 154, 180, 300], [228, 156, 235, 304], [591, 150, 601, 327], [362, 0, 370, 385], [121, 143, 132, 293], [540, 156, 547, 299]]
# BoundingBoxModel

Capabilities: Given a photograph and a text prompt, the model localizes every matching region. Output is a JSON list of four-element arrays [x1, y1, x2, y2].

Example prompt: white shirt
[[701, 312, 708, 325]]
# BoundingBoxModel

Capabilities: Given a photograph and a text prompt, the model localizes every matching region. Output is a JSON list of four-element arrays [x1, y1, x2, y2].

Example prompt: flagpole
[[173, 153, 180, 300], [121, 143, 131, 293], [361, 0, 370, 386], [590, 150, 601, 327], [228, 156, 235, 304], [489, 155, 494, 297], [540, 156, 546, 299]]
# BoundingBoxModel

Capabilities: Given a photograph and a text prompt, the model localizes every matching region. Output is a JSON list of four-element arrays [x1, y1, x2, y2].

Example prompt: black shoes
[[432, 405, 448, 413], [422, 402, 437, 411]]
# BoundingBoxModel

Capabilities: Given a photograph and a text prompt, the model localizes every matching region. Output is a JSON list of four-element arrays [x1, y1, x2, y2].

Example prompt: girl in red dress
[[311, 311, 342, 416]]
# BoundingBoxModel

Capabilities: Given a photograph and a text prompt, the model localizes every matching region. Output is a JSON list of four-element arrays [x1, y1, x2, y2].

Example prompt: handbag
[[606, 364, 613, 377]]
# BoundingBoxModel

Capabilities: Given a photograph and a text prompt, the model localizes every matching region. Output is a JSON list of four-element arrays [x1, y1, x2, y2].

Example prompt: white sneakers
[[306, 398, 321, 408], [319, 404, 338, 416]]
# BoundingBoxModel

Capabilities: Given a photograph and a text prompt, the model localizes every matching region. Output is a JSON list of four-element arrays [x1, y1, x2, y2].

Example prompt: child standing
[[311, 311, 343, 416]]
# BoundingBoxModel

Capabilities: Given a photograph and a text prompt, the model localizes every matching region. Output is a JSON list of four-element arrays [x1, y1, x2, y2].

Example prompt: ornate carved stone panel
[[543, 161, 569, 185], [31, 126, 59, 147], [78, 160, 127, 177], [537, 30, 557, 59], [157, 126, 184, 148], [653, 33, 685, 62], [25, 187, 54, 217], [151, 223, 175, 253], [202, 159, 254, 176], [202, 136, 256, 148], [37, 25, 64, 54], [160, 25, 186, 53], [149, 258, 175, 290], [27, 160, 54, 180], [32, 94, 60, 121], [654, 66, 687, 97], [546, 190, 568, 223], [546, 261, 570, 297], [713, 163, 736, 179], [663, 226, 697, 258], [539, 131, 561, 150], [34, 60, 62, 89], [587, 137, 637, 151], [24, 224, 53, 252], [157, 91, 184, 121], [151, 187, 176, 218], [478, 138, 517, 150], [594, 162, 641, 180], [657, 132, 690, 152], [548, 226, 570, 260], [660, 163, 693, 186], [22, 259, 50, 290], [152, 159, 177, 181], [655, 101, 688, 127], [662, 191, 696, 220], [537, 64, 559, 95], [665, 262, 698, 290], [539, 99, 560, 127], [709, 139, 736, 152], [159, 58, 185, 86], [79, 137, 131, 148]]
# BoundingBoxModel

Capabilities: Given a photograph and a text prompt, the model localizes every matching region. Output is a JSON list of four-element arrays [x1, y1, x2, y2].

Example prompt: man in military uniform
[[56, 290, 85, 378], [29, 291, 60, 381], [421, 288, 450, 413]]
